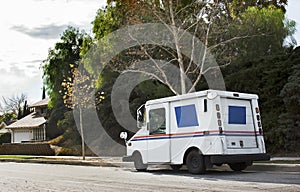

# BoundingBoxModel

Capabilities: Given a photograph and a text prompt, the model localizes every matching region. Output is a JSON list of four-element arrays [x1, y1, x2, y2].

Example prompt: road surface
[[0, 162, 299, 191]]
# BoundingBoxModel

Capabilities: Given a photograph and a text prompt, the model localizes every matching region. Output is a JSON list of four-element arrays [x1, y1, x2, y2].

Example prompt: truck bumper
[[210, 153, 270, 164]]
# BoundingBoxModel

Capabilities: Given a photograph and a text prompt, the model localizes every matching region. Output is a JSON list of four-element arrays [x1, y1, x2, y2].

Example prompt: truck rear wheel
[[229, 163, 248, 171], [133, 152, 148, 171], [186, 150, 205, 174]]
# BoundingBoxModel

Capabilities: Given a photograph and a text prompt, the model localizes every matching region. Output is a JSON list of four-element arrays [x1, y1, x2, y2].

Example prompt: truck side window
[[149, 108, 166, 135], [204, 99, 207, 112]]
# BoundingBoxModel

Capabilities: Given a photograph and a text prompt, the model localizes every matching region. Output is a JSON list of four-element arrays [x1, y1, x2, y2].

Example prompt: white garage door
[[13, 130, 30, 143]]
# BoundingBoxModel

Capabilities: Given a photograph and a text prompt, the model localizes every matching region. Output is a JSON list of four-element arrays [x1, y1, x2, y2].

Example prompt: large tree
[[88, 0, 294, 95], [42, 0, 296, 154], [0, 94, 29, 123], [278, 47, 300, 153], [43, 27, 88, 138], [81, 0, 296, 152]]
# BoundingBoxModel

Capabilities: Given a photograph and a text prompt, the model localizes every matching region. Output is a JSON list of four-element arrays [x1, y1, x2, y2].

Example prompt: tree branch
[[169, 0, 186, 94], [185, 22, 199, 73], [202, 59, 231, 75], [127, 31, 178, 95], [208, 34, 270, 50], [124, 69, 178, 95], [188, 21, 211, 93]]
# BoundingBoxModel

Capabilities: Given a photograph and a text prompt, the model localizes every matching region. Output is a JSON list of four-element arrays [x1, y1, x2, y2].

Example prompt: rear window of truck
[[228, 106, 246, 124]]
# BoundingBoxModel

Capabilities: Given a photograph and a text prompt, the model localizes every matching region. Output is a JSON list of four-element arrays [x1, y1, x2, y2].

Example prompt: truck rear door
[[221, 98, 258, 149]]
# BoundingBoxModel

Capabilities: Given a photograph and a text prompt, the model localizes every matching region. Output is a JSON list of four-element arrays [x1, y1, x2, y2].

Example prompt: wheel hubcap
[[191, 157, 199, 168]]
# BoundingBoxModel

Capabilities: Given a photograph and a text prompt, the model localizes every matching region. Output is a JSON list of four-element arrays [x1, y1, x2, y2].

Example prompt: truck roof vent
[[233, 93, 239, 97]]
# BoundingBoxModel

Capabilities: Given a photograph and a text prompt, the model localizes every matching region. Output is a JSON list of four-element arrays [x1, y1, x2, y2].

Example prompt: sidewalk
[[0, 155, 299, 172]]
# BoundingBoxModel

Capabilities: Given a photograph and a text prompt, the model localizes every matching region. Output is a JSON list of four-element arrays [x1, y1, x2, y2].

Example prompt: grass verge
[[0, 155, 37, 159]]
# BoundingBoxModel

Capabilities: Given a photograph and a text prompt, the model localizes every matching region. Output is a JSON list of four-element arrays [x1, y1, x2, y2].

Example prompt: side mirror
[[120, 131, 128, 140], [137, 110, 143, 121], [137, 104, 145, 128]]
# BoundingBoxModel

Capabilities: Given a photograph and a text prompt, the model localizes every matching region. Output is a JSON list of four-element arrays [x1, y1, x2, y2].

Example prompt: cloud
[[8, 65, 27, 76], [26, 65, 36, 69], [11, 24, 74, 39], [25, 59, 43, 63], [0, 66, 43, 103]]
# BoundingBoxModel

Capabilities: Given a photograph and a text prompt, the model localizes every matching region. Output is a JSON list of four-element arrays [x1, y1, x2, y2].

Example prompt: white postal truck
[[120, 90, 270, 173]]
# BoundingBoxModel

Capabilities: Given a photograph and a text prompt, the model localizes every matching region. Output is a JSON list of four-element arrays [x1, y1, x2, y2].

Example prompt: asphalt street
[[0, 162, 299, 192]]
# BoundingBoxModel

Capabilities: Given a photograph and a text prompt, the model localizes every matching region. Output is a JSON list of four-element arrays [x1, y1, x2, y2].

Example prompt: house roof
[[29, 98, 50, 108], [6, 112, 46, 129], [0, 122, 7, 128]]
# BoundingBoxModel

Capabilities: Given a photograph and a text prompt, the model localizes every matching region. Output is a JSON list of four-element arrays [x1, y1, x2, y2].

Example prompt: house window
[[33, 127, 45, 141], [41, 108, 47, 114]]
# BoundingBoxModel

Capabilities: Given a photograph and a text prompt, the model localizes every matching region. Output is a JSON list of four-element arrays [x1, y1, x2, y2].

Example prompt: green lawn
[[0, 155, 36, 159]]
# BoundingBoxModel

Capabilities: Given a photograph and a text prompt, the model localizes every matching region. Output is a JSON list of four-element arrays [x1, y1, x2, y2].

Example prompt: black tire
[[229, 163, 248, 172], [186, 150, 205, 174], [170, 164, 182, 171], [133, 152, 148, 171]]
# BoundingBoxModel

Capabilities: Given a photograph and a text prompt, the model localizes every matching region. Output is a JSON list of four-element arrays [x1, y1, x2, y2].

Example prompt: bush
[[0, 133, 11, 144]]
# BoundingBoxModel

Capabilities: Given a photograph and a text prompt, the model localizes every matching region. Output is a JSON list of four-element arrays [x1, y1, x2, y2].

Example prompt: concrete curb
[[0, 158, 116, 167], [0, 157, 299, 172], [247, 163, 300, 172]]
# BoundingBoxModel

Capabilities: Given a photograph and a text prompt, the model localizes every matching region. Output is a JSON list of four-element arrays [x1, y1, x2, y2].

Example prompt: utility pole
[[80, 108, 85, 160]]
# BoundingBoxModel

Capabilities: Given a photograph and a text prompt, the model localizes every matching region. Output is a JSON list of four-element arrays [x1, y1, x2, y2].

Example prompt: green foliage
[[96, 70, 174, 144], [224, 47, 300, 153], [42, 87, 46, 100], [42, 0, 297, 155], [227, 6, 295, 64], [0, 133, 11, 144], [43, 27, 89, 138], [278, 48, 300, 152], [0, 112, 16, 125], [56, 111, 81, 147], [18, 100, 31, 120], [43, 27, 87, 99], [228, 0, 287, 18], [93, 6, 120, 40], [86, 1, 297, 153], [281, 49, 300, 113]]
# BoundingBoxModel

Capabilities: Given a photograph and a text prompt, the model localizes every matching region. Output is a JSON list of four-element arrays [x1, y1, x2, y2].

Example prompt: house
[[7, 98, 50, 143], [0, 122, 9, 134]]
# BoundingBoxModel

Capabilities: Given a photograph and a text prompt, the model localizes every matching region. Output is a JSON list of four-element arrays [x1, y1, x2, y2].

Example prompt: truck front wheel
[[186, 150, 206, 174], [228, 163, 248, 171], [133, 152, 148, 171]]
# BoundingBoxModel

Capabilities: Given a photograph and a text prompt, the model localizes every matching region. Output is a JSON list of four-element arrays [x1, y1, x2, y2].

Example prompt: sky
[[0, 0, 299, 105], [0, 0, 107, 104]]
